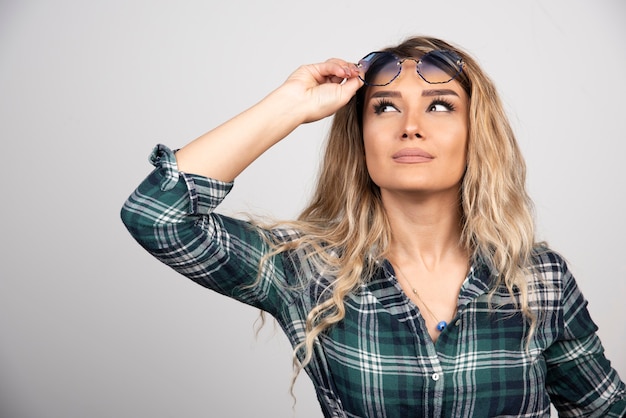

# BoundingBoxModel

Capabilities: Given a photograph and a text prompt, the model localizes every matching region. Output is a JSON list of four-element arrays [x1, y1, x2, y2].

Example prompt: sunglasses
[[356, 50, 464, 87]]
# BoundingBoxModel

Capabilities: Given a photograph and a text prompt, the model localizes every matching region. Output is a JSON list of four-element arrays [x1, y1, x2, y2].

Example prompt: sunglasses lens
[[358, 52, 400, 86], [358, 50, 463, 86], [418, 50, 463, 84]]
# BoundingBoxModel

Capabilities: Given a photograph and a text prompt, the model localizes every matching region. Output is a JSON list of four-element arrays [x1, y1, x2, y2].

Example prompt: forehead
[[364, 73, 469, 101]]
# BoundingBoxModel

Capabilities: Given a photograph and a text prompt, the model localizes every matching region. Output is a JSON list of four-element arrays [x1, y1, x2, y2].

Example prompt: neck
[[382, 188, 466, 270]]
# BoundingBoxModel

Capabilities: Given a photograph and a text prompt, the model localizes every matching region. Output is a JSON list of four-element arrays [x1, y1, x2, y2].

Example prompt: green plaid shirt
[[121, 145, 626, 418]]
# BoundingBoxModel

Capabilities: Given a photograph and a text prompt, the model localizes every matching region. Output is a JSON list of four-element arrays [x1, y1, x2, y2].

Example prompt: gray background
[[1, 1, 624, 417]]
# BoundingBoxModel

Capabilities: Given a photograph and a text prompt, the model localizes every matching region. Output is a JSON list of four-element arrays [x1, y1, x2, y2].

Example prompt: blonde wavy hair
[[262, 35, 536, 389]]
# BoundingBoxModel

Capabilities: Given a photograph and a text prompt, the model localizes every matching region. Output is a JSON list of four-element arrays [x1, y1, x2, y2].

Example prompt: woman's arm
[[543, 253, 626, 416], [174, 59, 362, 181], [121, 59, 361, 312]]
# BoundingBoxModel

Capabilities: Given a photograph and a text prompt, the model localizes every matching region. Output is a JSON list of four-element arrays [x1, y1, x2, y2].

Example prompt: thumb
[[340, 76, 364, 102]]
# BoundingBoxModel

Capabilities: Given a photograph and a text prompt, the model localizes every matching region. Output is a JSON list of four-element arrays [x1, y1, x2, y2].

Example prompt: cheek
[[362, 124, 378, 161], [445, 123, 468, 157], [362, 140, 377, 174], [451, 135, 469, 175], [362, 133, 385, 183], [362, 115, 393, 158]]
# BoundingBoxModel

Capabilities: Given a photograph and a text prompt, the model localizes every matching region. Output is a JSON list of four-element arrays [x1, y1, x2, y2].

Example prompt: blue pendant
[[436, 321, 448, 332]]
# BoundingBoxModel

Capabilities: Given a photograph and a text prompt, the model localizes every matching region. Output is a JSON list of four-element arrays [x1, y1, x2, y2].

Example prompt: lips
[[392, 148, 434, 163]]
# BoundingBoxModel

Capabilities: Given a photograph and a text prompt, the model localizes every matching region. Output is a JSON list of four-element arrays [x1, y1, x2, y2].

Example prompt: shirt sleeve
[[120, 144, 293, 316], [543, 253, 626, 417]]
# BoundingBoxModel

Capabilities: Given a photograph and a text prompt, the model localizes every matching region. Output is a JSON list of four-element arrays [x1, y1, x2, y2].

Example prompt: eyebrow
[[369, 89, 459, 99], [422, 88, 459, 97]]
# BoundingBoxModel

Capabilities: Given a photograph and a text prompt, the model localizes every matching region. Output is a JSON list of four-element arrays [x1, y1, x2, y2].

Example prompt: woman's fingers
[[315, 59, 360, 83], [287, 59, 359, 87]]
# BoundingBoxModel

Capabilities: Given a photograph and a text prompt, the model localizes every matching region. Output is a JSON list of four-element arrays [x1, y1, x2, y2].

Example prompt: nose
[[401, 111, 423, 140]]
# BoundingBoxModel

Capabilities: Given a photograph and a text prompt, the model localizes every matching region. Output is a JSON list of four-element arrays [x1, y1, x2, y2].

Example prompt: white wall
[[1, 1, 624, 417]]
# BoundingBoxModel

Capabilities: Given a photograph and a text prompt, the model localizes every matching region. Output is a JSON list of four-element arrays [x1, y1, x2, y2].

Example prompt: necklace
[[394, 264, 449, 332]]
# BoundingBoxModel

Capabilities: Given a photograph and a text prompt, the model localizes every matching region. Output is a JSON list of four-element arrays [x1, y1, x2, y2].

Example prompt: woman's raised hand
[[278, 59, 363, 123]]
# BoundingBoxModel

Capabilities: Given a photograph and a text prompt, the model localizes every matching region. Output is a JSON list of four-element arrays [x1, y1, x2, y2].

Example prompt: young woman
[[121, 36, 626, 417]]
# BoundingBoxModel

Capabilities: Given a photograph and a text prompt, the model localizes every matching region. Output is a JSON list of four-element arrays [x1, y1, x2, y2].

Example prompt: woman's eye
[[429, 103, 448, 112], [428, 99, 455, 112], [377, 105, 397, 113], [373, 100, 399, 114]]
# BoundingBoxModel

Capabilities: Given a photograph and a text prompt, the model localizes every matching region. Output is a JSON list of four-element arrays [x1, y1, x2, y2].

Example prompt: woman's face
[[362, 59, 469, 199]]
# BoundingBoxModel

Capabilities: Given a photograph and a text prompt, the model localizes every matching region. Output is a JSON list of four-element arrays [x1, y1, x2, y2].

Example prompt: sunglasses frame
[[357, 50, 464, 87]]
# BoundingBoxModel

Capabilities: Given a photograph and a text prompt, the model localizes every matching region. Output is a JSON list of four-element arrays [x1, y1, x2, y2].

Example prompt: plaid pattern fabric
[[121, 144, 626, 418]]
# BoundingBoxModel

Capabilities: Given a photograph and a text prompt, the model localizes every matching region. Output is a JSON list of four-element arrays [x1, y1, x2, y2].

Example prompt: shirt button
[[432, 373, 440, 381], [455, 319, 461, 326]]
